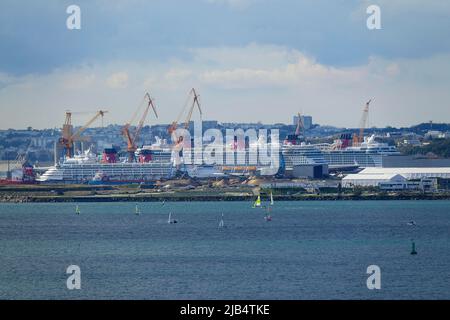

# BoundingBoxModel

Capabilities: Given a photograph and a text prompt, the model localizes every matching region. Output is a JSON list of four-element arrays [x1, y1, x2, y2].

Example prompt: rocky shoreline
[[2, 192, 450, 203], [2, 181, 450, 203]]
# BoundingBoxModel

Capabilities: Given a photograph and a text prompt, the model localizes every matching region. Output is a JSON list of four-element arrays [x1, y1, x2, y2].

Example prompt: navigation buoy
[[411, 240, 417, 255]]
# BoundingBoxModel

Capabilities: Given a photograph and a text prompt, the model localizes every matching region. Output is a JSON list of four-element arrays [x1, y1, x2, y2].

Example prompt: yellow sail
[[255, 195, 261, 207]]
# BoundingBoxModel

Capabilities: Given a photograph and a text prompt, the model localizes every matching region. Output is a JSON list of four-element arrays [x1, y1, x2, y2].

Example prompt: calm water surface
[[0, 200, 449, 299]]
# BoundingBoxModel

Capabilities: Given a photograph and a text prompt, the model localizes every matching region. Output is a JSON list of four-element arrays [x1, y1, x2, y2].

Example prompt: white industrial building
[[342, 167, 450, 188], [342, 173, 406, 187], [359, 167, 450, 179]]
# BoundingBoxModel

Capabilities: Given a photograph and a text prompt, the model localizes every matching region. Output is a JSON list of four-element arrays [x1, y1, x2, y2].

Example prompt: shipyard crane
[[122, 92, 158, 162], [353, 99, 372, 146], [15, 140, 33, 165], [59, 110, 108, 158], [295, 112, 304, 136], [284, 112, 304, 145], [167, 88, 202, 144]]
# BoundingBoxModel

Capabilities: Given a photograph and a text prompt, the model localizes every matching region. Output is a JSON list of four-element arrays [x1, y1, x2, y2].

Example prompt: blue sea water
[[0, 200, 449, 300]]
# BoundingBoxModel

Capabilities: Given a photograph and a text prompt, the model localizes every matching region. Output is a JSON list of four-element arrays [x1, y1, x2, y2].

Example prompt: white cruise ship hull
[[38, 162, 174, 184]]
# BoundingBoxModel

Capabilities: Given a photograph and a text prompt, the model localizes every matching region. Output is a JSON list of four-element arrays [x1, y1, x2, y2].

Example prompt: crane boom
[[133, 93, 157, 146], [71, 110, 107, 141], [60, 110, 107, 158], [184, 88, 202, 129], [358, 99, 372, 144], [295, 112, 304, 136], [122, 92, 158, 162], [168, 88, 202, 135]]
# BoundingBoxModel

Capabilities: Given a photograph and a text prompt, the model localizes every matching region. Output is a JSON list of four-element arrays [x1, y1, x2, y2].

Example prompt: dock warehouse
[[342, 167, 450, 187]]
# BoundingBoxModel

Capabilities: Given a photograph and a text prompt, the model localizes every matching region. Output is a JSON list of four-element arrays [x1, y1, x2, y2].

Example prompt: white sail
[[265, 205, 272, 221]]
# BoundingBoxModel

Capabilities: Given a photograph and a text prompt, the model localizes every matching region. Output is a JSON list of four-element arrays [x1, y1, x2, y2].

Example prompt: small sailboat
[[168, 212, 177, 224], [411, 240, 418, 255], [264, 206, 272, 222], [218, 213, 225, 229], [270, 191, 274, 206], [252, 195, 261, 208], [75, 205, 80, 215], [135, 205, 141, 215]]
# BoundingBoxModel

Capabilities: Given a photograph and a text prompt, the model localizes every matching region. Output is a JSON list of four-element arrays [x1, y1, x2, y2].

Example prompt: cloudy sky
[[1, 0, 450, 129]]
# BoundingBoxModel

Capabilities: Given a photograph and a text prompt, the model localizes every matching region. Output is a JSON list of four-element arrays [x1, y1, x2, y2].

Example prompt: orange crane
[[167, 88, 202, 143], [122, 92, 158, 162], [353, 99, 372, 146], [59, 110, 107, 158]]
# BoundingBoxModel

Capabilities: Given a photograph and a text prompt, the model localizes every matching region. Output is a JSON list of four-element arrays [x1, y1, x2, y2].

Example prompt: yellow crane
[[167, 88, 202, 143], [59, 110, 107, 158], [122, 92, 158, 162]]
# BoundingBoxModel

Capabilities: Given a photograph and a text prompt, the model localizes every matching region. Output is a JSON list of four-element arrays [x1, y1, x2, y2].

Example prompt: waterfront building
[[342, 167, 450, 188]]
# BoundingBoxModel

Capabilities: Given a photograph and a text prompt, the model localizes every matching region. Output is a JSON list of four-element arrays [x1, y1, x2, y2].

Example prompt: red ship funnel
[[102, 148, 117, 163]]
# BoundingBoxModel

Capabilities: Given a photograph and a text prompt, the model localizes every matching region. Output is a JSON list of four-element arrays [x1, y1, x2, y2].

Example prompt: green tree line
[[399, 138, 450, 158]]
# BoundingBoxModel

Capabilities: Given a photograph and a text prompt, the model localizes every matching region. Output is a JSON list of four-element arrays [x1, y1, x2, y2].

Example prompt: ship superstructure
[[316, 134, 400, 168], [38, 144, 173, 184]]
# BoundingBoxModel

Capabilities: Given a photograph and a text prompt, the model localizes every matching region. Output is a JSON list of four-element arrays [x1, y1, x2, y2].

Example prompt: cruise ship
[[37, 145, 174, 184], [282, 144, 328, 167], [281, 135, 329, 178], [315, 134, 400, 169]]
